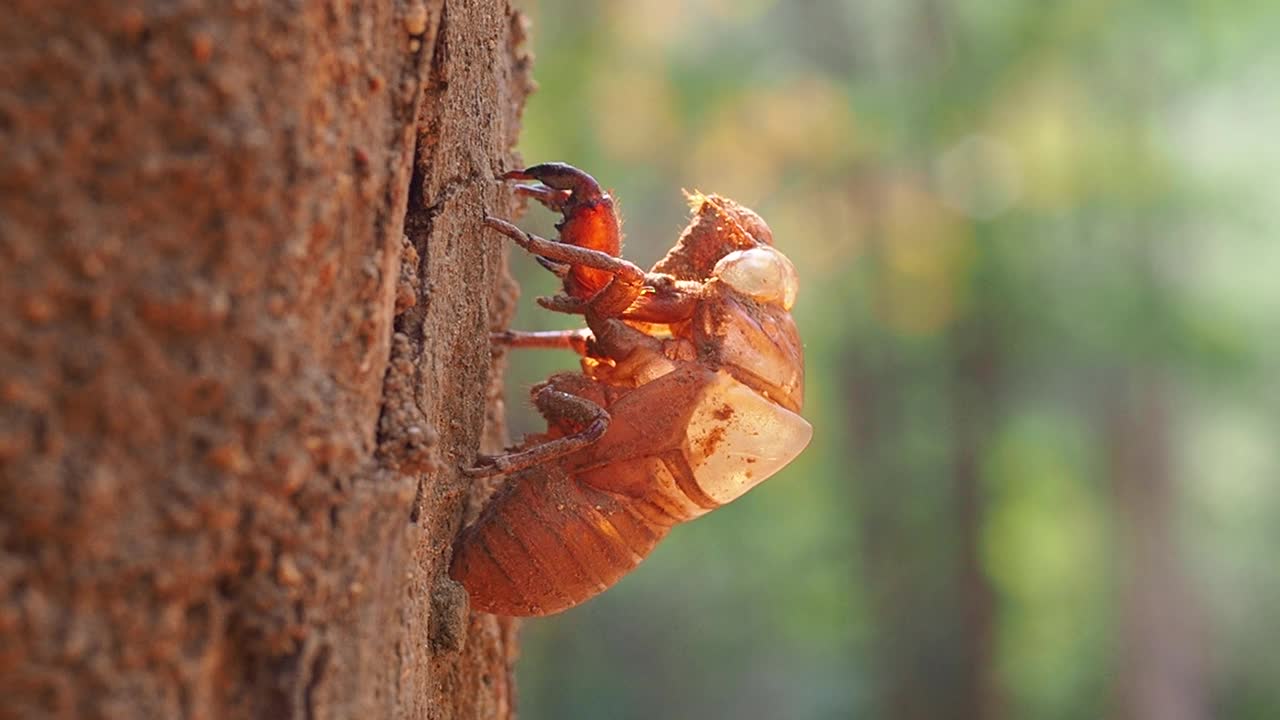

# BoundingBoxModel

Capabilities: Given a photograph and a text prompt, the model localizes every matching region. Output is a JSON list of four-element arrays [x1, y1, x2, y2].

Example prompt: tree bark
[[0, 1, 532, 718]]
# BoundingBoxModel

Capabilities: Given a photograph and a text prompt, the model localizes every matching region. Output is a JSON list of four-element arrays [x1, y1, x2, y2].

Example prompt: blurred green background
[[501, 2, 1280, 718]]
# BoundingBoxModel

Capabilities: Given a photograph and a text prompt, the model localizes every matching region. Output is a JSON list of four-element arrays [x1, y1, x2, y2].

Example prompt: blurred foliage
[[501, 1, 1280, 718]]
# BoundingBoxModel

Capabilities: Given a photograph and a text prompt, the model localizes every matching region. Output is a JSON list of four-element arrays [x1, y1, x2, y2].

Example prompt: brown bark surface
[[0, 1, 532, 717]]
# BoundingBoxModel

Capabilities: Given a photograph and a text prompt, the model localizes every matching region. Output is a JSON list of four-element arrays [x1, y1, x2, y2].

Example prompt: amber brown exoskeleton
[[450, 162, 812, 616]]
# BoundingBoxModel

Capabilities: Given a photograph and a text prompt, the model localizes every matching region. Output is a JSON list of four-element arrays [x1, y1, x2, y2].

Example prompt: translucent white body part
[[712, 246, 800, 310], [684, 370, 813, 505]]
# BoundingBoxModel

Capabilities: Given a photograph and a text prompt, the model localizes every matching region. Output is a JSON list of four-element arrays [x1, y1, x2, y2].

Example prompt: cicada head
[[650, 193, 773, 282], [651, 194, 806, 414]]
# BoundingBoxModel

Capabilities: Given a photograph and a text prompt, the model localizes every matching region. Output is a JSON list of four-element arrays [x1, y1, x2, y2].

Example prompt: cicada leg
[[502, 163, 606, 205], [490, 328, 592, 355], [511, 183, 572, 213], [483, 216, 650, 320], [463, 384, 609, 478]]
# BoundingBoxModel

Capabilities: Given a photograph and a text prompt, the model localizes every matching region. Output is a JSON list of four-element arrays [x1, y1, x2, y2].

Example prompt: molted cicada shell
[[450, 163, 811, 616]]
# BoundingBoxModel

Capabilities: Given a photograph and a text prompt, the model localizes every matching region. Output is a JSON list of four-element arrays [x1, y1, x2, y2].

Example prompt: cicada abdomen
[[450, 463, 670, 617], [451, 364, 812, 615]]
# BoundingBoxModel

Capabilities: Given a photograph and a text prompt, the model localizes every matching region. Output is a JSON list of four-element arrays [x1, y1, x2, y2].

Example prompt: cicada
[[450, 163, 811, 616]]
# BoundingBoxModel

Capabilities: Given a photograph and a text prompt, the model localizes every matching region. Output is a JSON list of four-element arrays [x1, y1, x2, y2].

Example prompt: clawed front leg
[[501, 163, 606, 204], [463, 385, 609, 478], [535, 256, 571, 280], [511, 183, 572, 213], [484, 216, 650, 319], [494, 163, 629, 304], [490, 321, 658, 364], [535, 294, 588, 315], [483, 217, 641, 279]]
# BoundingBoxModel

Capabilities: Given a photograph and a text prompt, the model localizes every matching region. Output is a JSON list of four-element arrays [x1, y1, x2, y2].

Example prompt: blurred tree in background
[[503, 2, 1280, 718]]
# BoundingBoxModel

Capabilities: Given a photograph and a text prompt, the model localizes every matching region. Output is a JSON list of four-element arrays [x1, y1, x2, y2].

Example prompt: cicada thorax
[[689, 289, 805, 414]]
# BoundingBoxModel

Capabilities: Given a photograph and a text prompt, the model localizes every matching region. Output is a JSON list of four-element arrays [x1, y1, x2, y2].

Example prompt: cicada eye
[[711, 246, 799, 310]]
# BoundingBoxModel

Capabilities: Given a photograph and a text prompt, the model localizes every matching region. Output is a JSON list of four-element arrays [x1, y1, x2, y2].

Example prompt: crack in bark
[[302, 641, 331, 720]]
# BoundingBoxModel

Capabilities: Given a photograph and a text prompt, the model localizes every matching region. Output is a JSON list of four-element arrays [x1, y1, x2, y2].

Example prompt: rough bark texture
[[0, 1, 532, 718]]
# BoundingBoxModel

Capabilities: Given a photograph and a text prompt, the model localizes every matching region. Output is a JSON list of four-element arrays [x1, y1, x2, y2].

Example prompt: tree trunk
[[948, 319, 1004, 720], [1107, 373, 1208, 720], [0, 1, 533, 718]]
